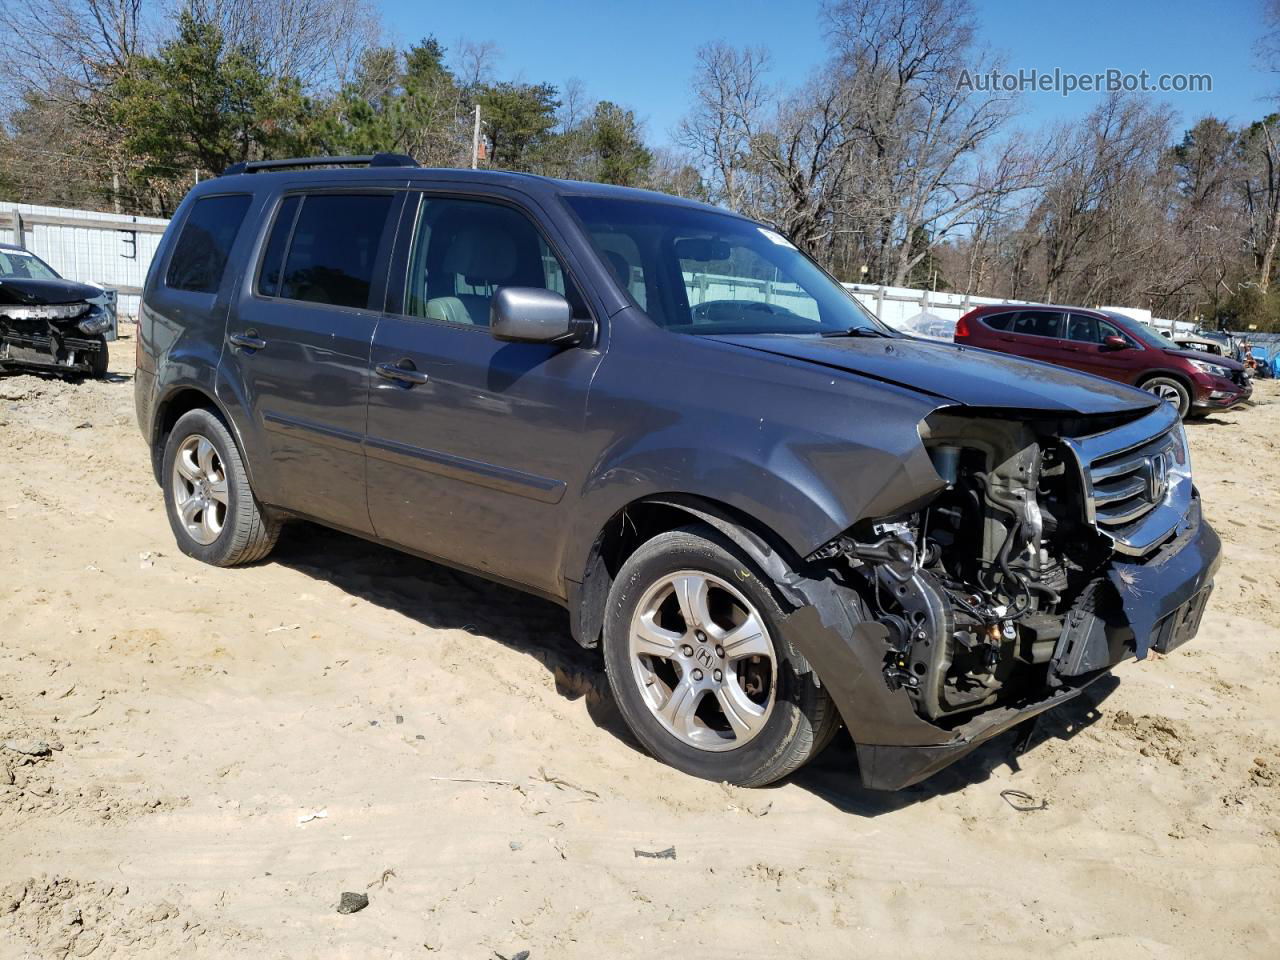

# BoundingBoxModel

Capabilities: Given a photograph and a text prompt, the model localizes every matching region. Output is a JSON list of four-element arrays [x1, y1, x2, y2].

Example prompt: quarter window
[[166, 194, 251, 293], [277, 194, 393, 309], [403, 197, 586, 326]]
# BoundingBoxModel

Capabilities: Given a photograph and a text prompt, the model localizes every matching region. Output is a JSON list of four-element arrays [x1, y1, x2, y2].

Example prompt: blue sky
[[380, 0, 1274, 144]]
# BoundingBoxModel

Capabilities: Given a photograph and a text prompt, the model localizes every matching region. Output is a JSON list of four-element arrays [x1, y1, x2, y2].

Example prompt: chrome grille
[[1088, 433, 1177, 531], [1062, 402, 1190, 557]]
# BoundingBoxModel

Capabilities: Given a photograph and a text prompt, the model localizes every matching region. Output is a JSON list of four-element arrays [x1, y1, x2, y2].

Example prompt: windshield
[[564, 196, 887, 336], [0, 249, 60, 281], [1101, 311, 1180, 350]]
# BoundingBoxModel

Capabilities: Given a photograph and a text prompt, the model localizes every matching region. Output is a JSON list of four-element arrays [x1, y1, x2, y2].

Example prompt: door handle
[[229, 331, 267, 351], [375, 360, 429, 386]]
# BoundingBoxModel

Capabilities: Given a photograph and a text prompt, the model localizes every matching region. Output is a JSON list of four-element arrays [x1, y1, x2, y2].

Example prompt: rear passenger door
[[219, 189, 402, 534], [981, 310, 1069, 364], [365, 192, 603, 596]]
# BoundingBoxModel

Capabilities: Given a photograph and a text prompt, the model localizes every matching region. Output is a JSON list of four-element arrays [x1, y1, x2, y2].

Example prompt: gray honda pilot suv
[[136, 155, 1221, 790]]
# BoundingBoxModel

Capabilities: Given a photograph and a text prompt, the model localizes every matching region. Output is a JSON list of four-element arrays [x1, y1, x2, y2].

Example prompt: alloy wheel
[[628, 570, 778, 752], [171, 434, 228, 546]]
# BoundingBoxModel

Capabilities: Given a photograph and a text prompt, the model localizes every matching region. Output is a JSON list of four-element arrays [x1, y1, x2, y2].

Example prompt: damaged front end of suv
[[793, 399, 1219, 790], [0, 277, 112, 377]]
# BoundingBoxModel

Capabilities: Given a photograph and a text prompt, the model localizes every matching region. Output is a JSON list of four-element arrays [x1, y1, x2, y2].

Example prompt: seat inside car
[[422, 208, 545, 326]]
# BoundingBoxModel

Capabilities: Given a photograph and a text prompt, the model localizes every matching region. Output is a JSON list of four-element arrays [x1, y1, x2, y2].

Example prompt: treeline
[[2, 0, 1279, 330], [0, 0, 673, 214]]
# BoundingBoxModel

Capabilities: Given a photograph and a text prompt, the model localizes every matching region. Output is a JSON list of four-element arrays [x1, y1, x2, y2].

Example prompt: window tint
[[982, 312, 1013, 331], [1066, 314, 1098, 343], [166, 194, 251, 293], [257, 195, 300, 297], [404, 196, 586, 326], [280, 194, 393, 308], [1008, 310, 1063, 338]]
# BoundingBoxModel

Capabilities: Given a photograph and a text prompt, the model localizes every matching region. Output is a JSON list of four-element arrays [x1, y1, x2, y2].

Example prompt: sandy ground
[[1, 324, 1278, 959]]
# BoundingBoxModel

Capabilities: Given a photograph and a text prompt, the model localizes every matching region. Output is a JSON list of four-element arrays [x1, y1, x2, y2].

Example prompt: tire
[[161, 408, 281, 566], [1140, 376, 1190, 418], [601, 525, 837, 787], [88, 335, 109, 378]]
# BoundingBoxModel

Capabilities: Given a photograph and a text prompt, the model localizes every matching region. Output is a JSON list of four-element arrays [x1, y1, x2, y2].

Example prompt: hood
[[709, 333, 1159, 416], [1163, 347, 1245, 371], [0, 277, 102, 306]]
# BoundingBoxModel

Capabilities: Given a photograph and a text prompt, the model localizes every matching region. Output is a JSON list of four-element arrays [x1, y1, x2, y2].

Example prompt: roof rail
[[220, 153, 418, 177]]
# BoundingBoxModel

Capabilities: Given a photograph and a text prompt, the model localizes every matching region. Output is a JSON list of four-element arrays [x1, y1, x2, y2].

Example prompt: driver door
[[365, 192, 603, 596]]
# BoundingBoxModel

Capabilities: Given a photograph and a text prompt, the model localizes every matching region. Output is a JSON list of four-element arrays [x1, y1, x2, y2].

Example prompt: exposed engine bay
[[815, 406, 1205, 727]]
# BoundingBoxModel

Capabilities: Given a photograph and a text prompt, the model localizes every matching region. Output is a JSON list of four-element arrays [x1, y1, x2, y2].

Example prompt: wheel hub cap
[[628, 571, 778, 752], [171, 434, 229, 546]]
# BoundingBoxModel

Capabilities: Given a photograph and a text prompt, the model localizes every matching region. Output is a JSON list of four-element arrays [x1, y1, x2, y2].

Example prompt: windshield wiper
[[820, 326, 892, 339]]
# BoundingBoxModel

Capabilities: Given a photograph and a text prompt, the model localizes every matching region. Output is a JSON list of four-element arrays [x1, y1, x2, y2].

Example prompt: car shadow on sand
[[791, 674, 1119, 815], [271, 520, 1118, 813], [270, 520, 633, 741]]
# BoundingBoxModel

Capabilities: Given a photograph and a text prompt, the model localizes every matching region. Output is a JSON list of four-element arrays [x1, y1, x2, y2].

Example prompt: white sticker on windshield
[[758, 227, 796, 249]]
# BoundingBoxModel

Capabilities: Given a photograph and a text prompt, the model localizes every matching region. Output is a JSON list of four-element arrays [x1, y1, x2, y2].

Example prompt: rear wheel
[[1140, 376, 1190, 418], [602, 525, 837, 786], [161, 408, 280, 566]]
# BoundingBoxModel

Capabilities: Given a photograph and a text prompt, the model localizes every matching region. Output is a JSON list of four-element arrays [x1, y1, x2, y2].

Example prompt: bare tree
[[1241, 117, 1280, 291], [677, 42, 771, 213], [182, 0, 382, 92], [452, 38, 499, 90]]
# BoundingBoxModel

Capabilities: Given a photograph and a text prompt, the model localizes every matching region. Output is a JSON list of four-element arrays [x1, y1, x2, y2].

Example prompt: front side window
[[277, 194, 393, 308], [1065, 314, 1097, 342], [564, 196, 886, 336], [403, 196, 586, 326], [166, 194, 252, 293]]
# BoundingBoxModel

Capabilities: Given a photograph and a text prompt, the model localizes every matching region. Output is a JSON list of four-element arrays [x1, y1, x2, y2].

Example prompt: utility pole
[[471, 104, 482, 169]]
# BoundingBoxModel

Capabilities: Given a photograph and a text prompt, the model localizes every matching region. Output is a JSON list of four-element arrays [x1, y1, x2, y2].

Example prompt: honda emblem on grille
[[1145, 450, 1170, 502]]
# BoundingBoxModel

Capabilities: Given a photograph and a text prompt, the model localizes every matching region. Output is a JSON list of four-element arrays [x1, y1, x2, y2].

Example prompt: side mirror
[[489, 287, 586, 344], [1102, 335, 1130, 350]]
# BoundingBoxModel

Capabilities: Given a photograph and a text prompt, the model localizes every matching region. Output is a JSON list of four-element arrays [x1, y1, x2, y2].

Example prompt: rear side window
[[257, 196, 300, 297], [278, 194, 393, 308], [1008, 310, 1063, 338], [982, 312, 1013, 331], [166, 194, 252, 293]]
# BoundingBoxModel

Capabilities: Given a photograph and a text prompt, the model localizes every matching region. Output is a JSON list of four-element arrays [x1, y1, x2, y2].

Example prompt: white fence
[[0, 202, 169, 318], [843, 283, 1200, 340]]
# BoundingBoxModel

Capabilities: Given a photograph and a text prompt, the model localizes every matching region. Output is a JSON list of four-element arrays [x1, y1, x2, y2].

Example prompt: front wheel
[[602, 526, 838, 787], [1140, 376, 1190, 418]]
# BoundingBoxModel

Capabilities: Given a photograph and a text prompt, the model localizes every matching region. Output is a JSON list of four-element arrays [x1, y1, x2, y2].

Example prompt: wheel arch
[[566, 493, 811, 649], [1135, 368, 1195, 395], [149, 386, 255, 489]]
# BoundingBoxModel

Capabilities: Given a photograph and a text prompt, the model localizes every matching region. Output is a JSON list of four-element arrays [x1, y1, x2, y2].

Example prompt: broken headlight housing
[[76, 306, 112, 336], [1, 302, 91, 322]]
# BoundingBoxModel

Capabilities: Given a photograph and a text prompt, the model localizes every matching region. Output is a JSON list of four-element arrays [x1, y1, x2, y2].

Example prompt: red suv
[[955, 305, 1251, 418]]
